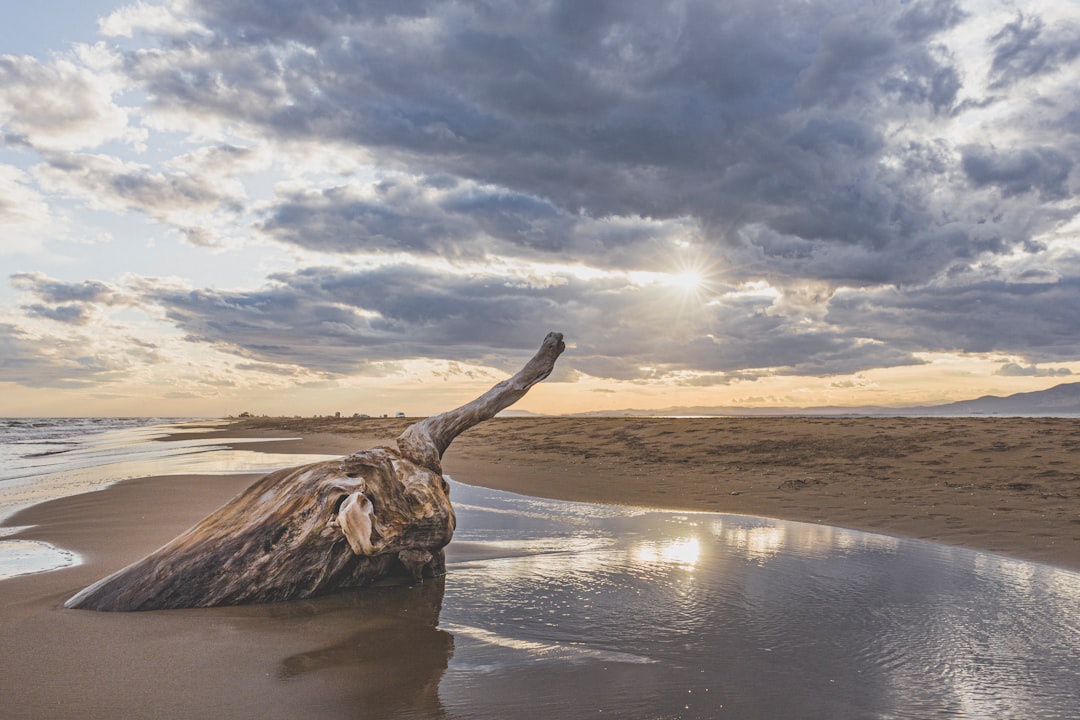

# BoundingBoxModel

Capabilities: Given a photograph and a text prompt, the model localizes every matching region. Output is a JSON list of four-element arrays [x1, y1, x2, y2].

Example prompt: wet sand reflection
[[277, 579, 454, 718]]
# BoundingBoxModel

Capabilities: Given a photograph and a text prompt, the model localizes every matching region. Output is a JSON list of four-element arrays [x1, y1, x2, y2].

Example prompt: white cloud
[[99, 0, 210, 40], [0, 46, 142, 152], [0, 165, 53, 255]]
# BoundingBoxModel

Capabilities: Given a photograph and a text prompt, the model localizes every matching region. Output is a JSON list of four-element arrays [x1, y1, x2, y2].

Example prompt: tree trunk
[[65, 332, 565, 611]]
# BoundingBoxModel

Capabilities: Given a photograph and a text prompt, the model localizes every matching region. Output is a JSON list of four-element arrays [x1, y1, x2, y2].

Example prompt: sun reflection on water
[[633, 536, 701, 568], [710, 521, 786, 562]]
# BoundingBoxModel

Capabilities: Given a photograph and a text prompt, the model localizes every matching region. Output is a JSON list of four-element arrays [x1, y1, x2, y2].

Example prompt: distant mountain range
[[915, 381, 1080, 416], [575, 381, 1080, 417]]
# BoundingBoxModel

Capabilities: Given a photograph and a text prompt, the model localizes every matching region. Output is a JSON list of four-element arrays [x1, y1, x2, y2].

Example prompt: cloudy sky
[[3, 0, 1080, 417]]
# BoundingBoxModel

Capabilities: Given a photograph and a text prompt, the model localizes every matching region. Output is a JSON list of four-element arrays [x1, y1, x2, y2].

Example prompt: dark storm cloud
[[132, 264, 922, 380], [256, 175, 686, 267], [43, 0, 1072, 383], [120, 0, 1078, 290], [961, 145, 1074, 199], [828, 276, 1080, 363], [987, 12, 1080, 89], [124, 0, 1010, 269], [185, 0, 437, 45], [137, 265, 570, 374], [257, 177, 571, 256], [672, 315, 920, 377], [895, 0, 968, 41]]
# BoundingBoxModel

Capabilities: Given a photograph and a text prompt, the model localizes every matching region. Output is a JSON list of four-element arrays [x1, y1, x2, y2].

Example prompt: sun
[[669, 269, 706, 294], [664, 255, 720, 303]]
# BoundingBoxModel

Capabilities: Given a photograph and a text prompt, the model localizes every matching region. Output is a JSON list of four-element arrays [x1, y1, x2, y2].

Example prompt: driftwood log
[[66, 332, 566, 611]]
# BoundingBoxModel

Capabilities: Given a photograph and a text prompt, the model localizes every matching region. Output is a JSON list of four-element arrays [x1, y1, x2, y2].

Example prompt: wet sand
[[1, 471, 457, 720], [204, 415, 1080, 571], [2, 415, 1080, 718]]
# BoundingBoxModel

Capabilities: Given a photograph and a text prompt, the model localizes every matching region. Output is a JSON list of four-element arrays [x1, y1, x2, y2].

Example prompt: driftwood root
[[65, 333, 565, 611]]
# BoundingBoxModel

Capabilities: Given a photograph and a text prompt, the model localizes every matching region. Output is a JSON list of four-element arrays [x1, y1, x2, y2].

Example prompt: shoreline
[[5, 414, 1080, 580], [182, 415, 1080, 572]]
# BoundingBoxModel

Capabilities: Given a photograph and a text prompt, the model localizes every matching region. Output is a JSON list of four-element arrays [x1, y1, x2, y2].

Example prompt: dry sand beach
[[208, 415, 1080, 571], [2, 415, 1080, 719]]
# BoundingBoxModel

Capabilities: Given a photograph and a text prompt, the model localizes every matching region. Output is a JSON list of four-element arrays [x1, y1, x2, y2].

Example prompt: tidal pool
[[426, 481, 1080, 718]]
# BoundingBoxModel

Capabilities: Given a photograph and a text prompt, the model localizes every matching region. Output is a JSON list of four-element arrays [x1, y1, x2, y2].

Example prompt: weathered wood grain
[[65, 332, 565, 611]]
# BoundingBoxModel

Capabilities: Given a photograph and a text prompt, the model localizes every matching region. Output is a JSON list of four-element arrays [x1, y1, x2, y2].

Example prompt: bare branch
[[397, 332, 566, 470]]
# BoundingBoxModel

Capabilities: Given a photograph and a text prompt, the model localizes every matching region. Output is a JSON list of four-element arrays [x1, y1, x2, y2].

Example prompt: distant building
[[395, 412, 406, 418]]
